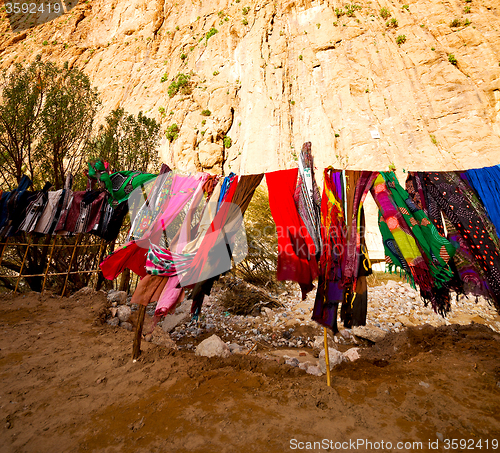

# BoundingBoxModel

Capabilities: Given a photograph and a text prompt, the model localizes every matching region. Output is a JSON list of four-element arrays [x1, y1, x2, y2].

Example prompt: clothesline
[[94, 144, 500, 340], [2, 152, 500, 338]]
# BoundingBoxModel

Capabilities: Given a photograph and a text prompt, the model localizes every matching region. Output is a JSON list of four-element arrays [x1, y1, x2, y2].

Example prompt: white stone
[[107, 291, 127, 304], [195, 334, 231, 358], [262, 307, 273, 318], [120, 321, 133, 331], [306, 365, 323, 376], [71, 287, 94, 298], [385, 280, 398, 289], [107, 317, 119, 327], [340, 329, 351, 339], [161, 299, 191, 332], [344, 347, 361, 362], [151, 326, 176, 349], [229, 343, 244, 353], [116, 305, 132, 323], [352, 325, 387, 342], [319, 347, 345, 373]]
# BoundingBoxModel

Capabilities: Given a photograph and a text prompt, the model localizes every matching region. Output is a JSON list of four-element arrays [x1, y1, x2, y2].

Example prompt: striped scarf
[[294, 142, 322, 256], [371, 172, 457, 314]]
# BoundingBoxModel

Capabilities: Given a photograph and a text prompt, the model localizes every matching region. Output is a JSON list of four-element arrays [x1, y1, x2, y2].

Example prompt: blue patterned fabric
[[466, 165, 500, 237]]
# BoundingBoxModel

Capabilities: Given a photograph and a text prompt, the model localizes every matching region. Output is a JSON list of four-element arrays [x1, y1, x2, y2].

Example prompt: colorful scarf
[[179, 174, 240, 288], [128, 170, 174, 241], [371, 172, 457, 314], [421, 171, 500, 311], [312, 168, 345, 331], [88, 161, 157, 206], [382, 172, 457, 287], [100, 173, 207, 279], [266, 168, 318, 299], [343, 171, 379, 288], [0, 175, 34, 237]]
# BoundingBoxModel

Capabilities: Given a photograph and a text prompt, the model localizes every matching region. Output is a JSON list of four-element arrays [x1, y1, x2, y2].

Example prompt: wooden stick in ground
[[41, 236, 57, 294], [61, 233, 81, 296], [324, 327, 331, 387], [132, 304, 147, 360], [14, 236, 32, 294], [0, 237, 9, 267], [245, 343, 257, 355]]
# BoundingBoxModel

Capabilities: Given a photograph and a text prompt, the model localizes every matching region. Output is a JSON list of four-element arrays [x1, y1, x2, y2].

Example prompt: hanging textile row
[[0, 162, 157, 242], [2, 149, 500, 335], [96, 144, 500, 338]]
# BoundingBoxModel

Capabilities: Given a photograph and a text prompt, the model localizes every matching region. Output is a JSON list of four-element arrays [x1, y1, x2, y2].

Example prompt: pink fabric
[[179, 176, 239, 287], [100, 173, 207, 279], [154, 180, 207, 316]]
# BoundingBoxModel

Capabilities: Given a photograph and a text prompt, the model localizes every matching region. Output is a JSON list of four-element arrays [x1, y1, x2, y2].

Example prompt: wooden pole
[[324, 327, 331, 387], [119, 267, 131, 293], [94, 239, 107, 291], [132, 304, 146, 360], [41, 236, 57, 294], [14, 236, 32, 294], [0, 237, 9, 267], [61, 233, 81, 296]]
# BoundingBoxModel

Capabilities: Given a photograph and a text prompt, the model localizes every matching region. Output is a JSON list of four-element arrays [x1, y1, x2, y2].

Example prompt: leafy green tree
[[87, 108, 161, 173], [0, 57, 48, 189], [236, 186, 282, 288], [0, 58, 101, 190], [35, 61, 100, 190]]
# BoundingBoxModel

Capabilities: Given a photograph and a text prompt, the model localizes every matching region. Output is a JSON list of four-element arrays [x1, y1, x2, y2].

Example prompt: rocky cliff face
[[1, 0, 500, 175]]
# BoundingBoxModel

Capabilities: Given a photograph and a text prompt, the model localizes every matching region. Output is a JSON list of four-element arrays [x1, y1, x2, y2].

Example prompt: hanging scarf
[[266, 168, 318, 299], [465, 165, 500, 237], [422, 171, 500, 311], [179, 174, 240, 288], [381, 172, 457, 287], [371, 173, 441, 308], [128, 169, 173, 241], [17, 182, 52, 234], [88, 161, 157, 206], [343, 171, 379, 288], [312, 168, 345, 331], [0, 176, 34, 237], [186, 173, 263, 316], [34, 174, 73, 235], [99, 173, 207, 279], [293, 142, 322, 256]]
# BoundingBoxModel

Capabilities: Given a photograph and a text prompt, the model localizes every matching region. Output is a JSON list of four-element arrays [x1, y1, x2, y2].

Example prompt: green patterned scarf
[[371, 172, 458, 314], [381, 172, 457, 287], [88, 161, 157, 206]]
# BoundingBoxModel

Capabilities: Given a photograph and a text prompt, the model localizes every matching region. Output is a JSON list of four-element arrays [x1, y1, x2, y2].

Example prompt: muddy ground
[[1, 290, 500, 453]]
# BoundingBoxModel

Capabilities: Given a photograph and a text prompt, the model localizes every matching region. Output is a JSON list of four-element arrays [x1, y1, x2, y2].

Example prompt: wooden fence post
[[0, 238, 9, 267], [41, 236, 57, 294], [61, 233, 81, 296], [14, 236, 32, 294], [94, 239, 107, 291], [132, 304, 146, 360]]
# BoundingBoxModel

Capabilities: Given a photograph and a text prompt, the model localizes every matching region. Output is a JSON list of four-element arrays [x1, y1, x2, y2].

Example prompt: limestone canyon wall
[[1, 0, 500, 175]]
